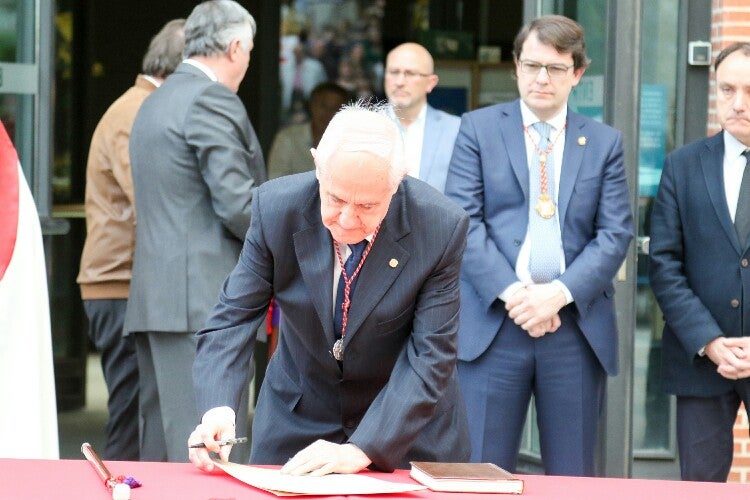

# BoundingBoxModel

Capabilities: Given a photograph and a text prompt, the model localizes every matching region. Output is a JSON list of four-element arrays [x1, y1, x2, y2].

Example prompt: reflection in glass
[[634, 0, 679, 454], [0, 0, 35, 63], [279, 0, 384, 126]]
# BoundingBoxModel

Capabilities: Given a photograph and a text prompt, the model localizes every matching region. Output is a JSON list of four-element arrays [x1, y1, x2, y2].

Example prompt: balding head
[[387, 43, 435, 74], [384, 43, 439, 125]]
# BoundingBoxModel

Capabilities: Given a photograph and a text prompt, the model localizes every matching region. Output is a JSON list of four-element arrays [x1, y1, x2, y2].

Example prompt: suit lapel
[[558, 110, 586, 227], [342, 186, 411, 347], [701, 133, 738, 252], [503, 102, 530, 201], [294, 191, 337, 344], [420, 106, 439, 185]]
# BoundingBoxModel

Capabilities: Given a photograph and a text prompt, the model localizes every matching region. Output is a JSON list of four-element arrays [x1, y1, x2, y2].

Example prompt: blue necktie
[[528, 121, 563, 283], [735, 150, 750, 246], [334, 240, 368, 338]]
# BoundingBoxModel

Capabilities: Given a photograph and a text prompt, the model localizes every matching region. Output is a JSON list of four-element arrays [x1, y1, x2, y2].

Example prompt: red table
[[0, 459, 747, 499]]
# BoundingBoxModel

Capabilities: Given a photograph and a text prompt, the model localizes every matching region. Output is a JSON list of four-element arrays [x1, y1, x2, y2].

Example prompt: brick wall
[[730, 404, 750, 482], [708, 0, 750, 484]]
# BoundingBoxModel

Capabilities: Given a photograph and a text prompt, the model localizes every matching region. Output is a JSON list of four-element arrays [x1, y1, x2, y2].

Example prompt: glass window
[[279, 0, 385, 126], [633, 0, 680, 456]]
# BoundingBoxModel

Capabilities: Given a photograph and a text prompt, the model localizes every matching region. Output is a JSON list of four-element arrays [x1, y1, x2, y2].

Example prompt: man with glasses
[[384, 42, 460, 193], [445, 15, 633, 475]]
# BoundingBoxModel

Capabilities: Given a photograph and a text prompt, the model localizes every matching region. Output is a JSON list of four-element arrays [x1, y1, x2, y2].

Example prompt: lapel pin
[[578, 136, 587, 146], [389, 258, 398, 268]]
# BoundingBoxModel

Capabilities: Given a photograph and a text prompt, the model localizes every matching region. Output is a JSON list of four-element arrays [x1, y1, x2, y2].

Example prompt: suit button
[[514, 239, 522, 246], [731, 299, 740, 308], [344, 419, 356, 429], [742, 259, 749, 268]]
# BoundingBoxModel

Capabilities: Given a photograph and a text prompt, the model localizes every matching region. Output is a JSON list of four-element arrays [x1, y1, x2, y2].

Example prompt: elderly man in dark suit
[[650, 42, 750, 482], [126, 0, 265, 462], [445, 15, 633, 476], [188, 102, 471, 475]]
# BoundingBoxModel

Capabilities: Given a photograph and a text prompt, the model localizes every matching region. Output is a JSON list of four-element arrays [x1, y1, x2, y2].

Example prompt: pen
[[189, 436, 248, 448]]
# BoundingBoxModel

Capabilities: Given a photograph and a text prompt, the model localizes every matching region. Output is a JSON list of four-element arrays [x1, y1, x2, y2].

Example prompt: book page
[[213, 461, 427, 496]]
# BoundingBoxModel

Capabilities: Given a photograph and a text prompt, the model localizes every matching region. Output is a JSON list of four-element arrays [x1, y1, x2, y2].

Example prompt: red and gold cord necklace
[[523, 121, 567, 219], [332, 222, 381, 361]]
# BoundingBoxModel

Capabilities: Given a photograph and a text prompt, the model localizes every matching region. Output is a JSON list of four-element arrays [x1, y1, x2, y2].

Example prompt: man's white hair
[[314, 101, 407, 188]]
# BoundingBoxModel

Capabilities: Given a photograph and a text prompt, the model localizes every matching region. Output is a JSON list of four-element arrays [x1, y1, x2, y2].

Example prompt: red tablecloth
[[0, 459, 747, 499]]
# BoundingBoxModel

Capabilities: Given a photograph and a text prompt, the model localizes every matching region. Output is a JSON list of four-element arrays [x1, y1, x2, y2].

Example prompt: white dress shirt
[[499, 101, 572, 304], [388, 104, 427, 179]]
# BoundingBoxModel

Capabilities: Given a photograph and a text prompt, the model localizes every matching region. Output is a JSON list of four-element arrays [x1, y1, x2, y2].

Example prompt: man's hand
[[705, 337, 750, 380], [188, 407, 236, 472], [280, 440, 371, 476], [506, 283, 566, 337]]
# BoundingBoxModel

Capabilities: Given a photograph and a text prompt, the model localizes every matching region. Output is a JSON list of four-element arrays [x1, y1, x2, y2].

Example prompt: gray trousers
[[135, 331, 251, 462]]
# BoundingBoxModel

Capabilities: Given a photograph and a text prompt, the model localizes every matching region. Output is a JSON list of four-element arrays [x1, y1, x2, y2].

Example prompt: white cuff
[[202, 406, 236, 427]]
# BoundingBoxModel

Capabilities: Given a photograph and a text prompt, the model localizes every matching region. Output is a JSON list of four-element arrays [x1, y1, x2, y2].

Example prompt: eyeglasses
[[518, 60, 574, 79], [385, 68, 432, 80]]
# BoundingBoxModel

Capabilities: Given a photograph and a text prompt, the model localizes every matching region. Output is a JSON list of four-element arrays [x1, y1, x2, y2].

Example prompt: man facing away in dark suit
[[384, 43, 461, 193], [445, 15, 633, 476], [649, 42, 750, 482], [188, 102, 471, 475], [125, 0, 265, 462]]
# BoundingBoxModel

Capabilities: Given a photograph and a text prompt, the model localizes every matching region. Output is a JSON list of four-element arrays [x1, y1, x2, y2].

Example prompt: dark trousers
[[83, 299, 139, 460], [458, 307, 605, 476], [676, 379, 750, 482]]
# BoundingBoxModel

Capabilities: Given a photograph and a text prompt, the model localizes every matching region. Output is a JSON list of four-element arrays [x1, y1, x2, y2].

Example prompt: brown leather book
[[409, 462, 525, 494]]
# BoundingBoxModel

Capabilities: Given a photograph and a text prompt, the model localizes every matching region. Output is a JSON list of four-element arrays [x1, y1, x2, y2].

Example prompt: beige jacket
[[77, 75, 156, 299]]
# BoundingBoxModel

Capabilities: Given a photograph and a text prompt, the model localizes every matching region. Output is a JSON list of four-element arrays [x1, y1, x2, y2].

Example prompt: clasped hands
[[506, 283, 567, 338], [705, 336, 750, 380], [189, 407, 371, 476]]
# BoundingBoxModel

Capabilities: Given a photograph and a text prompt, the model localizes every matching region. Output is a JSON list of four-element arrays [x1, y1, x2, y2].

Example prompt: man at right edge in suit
[[445, 15, 633, 475], [650, 42, 750, 482]]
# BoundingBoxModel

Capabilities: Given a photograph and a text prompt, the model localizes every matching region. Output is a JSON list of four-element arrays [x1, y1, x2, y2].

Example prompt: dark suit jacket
[[125, 62, 266, 334], [445, 100, 633, 375], [193, 172, 471, 471], [650, 132, 750, 396]]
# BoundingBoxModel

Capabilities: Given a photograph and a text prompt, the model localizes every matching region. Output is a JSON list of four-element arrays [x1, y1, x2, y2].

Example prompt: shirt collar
[[387, 102, 427, 132], [141, 75, 162, 88], [183, 58, 218, 81], [724, 130, 749, 159], [519, 100, 567, 132]]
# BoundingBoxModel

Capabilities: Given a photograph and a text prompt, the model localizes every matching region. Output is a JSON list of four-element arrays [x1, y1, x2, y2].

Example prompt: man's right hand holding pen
[[188, 406, 238, 472]]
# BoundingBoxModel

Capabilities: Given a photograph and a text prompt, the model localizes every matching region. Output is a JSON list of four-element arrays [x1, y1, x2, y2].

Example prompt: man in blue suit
[[189, 102, 470, 475], [649, 42, 750, 482], [445, 15, 633, 476], [385, 43, 460, 193]]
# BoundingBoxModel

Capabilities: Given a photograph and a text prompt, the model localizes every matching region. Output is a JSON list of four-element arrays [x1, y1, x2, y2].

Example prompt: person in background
[[188, 102, 470, 475], [76, 18, 185, 461], [384, 42, 460, 193], [267, 81, 352, 179], [280, 40, 328, 123], [125, 0, 265, 462], [649, 42, 750, 482], [0, 121, 59, 460], [445, 15, 633, 475]]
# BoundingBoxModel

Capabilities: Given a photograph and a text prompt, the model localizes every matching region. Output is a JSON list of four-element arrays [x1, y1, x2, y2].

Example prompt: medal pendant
[[536, 194, 556, 219], [333, 339, 344, 361]]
